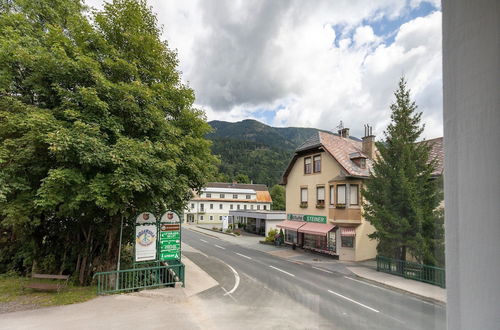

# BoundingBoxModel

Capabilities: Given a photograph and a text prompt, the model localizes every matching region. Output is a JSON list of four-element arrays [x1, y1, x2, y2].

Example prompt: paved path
[[182, 228, 446, 330]]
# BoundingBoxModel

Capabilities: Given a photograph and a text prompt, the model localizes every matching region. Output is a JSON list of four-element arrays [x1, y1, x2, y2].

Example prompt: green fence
[[93, 263, 185, 295], [376, 255, 445, 288]]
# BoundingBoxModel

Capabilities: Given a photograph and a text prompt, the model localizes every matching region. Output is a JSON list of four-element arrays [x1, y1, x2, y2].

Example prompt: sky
[[86, 0, 443, 139]]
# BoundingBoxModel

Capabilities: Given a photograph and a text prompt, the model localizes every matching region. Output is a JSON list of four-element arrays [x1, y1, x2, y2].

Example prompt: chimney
[[338, 128, 350, 138], [362, 124, 375, 159]]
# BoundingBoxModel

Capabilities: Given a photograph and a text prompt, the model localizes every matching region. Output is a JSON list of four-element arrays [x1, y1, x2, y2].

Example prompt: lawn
[[0, 275, 97, 311]]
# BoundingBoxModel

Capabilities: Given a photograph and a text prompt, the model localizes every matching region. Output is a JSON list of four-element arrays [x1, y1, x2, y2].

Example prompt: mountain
[[207, 119, 325, 187]]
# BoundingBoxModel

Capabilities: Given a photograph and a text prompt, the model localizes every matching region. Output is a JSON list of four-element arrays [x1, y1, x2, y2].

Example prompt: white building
[[184, 182, 272, 225]]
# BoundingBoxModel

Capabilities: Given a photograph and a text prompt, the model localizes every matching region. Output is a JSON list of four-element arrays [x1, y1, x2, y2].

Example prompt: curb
[[195, 226, 239, 237], [184, 226, 221, 239], [349, 270, 446, 306]]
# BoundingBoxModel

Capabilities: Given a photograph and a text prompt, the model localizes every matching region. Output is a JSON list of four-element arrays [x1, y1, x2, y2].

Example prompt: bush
[[265, 229, 278, 242]]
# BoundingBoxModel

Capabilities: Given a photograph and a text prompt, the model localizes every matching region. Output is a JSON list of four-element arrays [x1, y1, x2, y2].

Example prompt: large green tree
[[0, 0, 217, 282], [362, 78, 443, 265], [269, 184, 285, 210]]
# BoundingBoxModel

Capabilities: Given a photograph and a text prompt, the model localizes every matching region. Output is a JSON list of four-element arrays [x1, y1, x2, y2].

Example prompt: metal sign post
[[158, 211, 181, 263]]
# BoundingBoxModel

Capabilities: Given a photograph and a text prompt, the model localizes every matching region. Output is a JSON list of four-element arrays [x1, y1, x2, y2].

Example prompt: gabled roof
[[205, 182, 268, 191], [281, 131, 373, 184]]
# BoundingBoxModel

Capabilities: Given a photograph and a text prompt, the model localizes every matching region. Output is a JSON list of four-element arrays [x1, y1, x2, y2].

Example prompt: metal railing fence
[[376, 255, 445, 288]]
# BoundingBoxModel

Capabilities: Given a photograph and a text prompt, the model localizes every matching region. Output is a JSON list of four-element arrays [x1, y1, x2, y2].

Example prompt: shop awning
[[276, 220, 306, 231], [340, 227, 356, 236], [298, 223, 336, 236]]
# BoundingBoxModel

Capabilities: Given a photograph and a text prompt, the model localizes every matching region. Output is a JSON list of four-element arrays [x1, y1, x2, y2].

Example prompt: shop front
[[277, 214, 337, 257]]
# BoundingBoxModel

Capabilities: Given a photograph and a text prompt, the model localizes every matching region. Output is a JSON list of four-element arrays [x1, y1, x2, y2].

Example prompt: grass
[[0, 275, 97, 308]]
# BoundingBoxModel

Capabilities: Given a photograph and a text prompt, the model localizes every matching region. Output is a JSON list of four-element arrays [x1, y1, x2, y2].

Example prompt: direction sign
[[159, 211, 181, 261]]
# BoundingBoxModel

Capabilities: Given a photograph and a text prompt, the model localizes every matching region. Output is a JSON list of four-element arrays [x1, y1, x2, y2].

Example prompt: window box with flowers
[[300, 202, 308, 208], [316, 201, 325, 209], [335, 203, 346, 209]]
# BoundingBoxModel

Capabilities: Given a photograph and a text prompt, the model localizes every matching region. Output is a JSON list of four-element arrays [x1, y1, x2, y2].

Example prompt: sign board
[[222, 216, 229, 230], [287, 213, 327, 224], [135, 225, 157, 261], [136, 212, 157, 224], [159, 211, 181, 261]]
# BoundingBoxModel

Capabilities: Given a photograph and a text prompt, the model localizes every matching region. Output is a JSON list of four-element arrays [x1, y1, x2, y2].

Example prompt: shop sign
[[287, 213, 326, 224], [159, 211, 181, 261], [135, 225, 157, 261]]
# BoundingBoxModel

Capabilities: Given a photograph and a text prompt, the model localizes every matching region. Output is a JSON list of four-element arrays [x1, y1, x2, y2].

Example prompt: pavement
[[186, 223, 447, 304]]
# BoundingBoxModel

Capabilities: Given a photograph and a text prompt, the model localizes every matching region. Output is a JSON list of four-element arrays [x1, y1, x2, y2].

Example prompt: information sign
[[135, 224, 157, 262], [159, 211, 181, 261]]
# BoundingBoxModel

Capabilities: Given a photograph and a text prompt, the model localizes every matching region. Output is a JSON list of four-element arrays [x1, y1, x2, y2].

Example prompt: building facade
[[280, 127, 444, 262], [184, 182, 272, 225]]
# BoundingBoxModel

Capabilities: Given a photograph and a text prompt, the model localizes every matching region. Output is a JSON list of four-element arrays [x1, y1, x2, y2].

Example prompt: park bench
[[24, 274, 70, 292]]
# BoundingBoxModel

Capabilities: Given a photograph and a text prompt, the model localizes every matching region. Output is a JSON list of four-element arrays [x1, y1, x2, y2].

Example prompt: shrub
[[265, 229, 278, 242]]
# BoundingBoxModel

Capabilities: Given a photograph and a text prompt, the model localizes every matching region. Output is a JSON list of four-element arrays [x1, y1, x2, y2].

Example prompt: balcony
[[329, 207, 362, 224]]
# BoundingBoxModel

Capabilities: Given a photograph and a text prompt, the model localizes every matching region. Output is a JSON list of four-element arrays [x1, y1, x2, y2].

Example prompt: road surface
[[182, 228, 446, 330]]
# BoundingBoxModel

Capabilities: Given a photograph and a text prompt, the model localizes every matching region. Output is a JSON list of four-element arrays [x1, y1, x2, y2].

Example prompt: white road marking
[[221, 286, 237, 302], [328, 290, 379, 313], [214, 244, 226, 250], [223, 263, 240, 295], [200, 239, 208, 243], [313, 266, 333, 274], [269, 265, 295, 277], [235, 252, 252, 260], [342, 276, 437, 307]]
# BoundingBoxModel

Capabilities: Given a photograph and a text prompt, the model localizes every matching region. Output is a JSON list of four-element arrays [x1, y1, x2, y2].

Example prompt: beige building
[[280, 127, 444, 262], [184, 182, 272, 225]]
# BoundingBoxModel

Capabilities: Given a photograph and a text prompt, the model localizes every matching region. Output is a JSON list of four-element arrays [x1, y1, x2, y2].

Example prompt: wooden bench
[[24, 274, 70, 292]]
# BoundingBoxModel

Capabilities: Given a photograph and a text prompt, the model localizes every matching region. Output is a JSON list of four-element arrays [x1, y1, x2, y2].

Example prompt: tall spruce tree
[[363, 77, 443, 265]]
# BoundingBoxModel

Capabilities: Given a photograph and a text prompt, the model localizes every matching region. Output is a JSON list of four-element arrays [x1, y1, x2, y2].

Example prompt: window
[[301, 188, 308, 202], [246, 195, 251, 199], [237, 204, 240, 210], [317, 186, 325, 206], [191, 203, 195, 209], [233, 194, 238, 199], [341, 236, 354, 248], [359, 158, 366, 169], [313, 155, 321, 173], [200, 203, 204, 211], [219, 204, 223, 210], [263, 205, 267, 210], [251, 205, 254, 210], [200, 215, 204, 220], [230, 204, 234, 210], [210, 204, 214, 209], [244, 205, 247, 210], [219, 216, 222, 221], [304, 157, 312, 174], [220, 194, 225, 198], [206, 193, 211, 198], [209, 216, 213, 221], [330, 185, 335, 205], [257, 205, 260, 210], [336, 185, 346, 204], [350, 184, 359, 205]]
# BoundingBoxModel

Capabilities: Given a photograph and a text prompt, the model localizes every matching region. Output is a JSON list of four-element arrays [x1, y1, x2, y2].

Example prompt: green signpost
[[159, 211, 181, 262]]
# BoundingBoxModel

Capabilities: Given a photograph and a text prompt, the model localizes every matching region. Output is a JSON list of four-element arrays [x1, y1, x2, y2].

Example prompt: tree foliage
[[270, 184, 285, 210], [0, 0, 217, 282], [362, 78, 444, 266]]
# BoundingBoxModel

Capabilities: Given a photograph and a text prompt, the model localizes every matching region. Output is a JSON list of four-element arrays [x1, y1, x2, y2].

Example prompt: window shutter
[[301, 188, 308, 202], [330, 186, 335, 204]]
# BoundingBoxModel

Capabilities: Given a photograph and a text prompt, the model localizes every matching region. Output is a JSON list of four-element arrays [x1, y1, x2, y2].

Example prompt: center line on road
[[269, 265, 295, 277], [313, 266, 333, 274], [200, 239, 208, 243], [235, 252, 252, 260], [328, 290, 379, 313], [214, 244, 226, 250]]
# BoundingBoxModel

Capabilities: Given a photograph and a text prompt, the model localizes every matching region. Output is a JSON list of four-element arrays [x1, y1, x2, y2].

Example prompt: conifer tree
[[363, 78, 443, 265]]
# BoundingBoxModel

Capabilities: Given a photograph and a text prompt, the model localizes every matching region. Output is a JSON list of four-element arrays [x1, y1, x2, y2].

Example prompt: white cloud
[[84, 0, 443, 140]]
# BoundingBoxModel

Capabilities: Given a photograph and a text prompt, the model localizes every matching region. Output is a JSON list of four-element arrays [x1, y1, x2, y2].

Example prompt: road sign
[[159, 211, 181, 261]]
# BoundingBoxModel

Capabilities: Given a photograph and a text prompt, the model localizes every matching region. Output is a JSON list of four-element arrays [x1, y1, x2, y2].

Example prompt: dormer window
[[349, 152, 367, 169]]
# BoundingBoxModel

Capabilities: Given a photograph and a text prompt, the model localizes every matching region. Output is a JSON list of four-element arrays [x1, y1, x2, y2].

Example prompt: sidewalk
[[347, 266, 446, 304], [185, 224, 447, 304]]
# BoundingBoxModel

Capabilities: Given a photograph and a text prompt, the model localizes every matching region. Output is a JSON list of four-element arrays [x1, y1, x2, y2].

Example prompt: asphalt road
[[182, 228, 446, 330]]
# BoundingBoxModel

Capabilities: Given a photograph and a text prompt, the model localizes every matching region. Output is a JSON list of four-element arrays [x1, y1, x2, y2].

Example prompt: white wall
[[443, 1, 500, 328]]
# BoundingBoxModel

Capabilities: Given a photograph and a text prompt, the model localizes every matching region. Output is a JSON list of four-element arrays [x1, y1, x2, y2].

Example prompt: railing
[[376, 255, 445, 288], [93, 263, 185, 295]]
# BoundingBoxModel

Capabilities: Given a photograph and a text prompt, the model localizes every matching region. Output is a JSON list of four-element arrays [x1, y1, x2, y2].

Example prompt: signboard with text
[[159, 211, 181, 261], [287, 213, 327, 224], [135, 224, 157, 262]]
